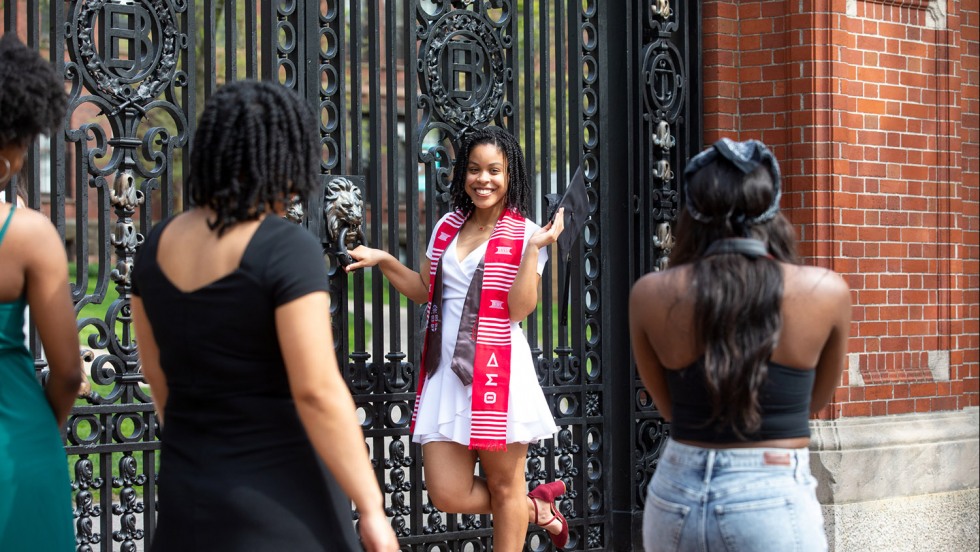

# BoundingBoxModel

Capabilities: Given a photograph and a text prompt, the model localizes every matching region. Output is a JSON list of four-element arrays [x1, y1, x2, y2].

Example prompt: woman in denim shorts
[[629, 139, 852, 552]]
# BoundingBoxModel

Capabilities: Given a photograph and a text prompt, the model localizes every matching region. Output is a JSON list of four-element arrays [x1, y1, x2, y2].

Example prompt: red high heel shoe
[[528, 480, 569, 550]]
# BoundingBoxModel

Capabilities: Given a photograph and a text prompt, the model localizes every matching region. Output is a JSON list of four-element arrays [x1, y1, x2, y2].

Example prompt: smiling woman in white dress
[[347, 125, 571, 551]]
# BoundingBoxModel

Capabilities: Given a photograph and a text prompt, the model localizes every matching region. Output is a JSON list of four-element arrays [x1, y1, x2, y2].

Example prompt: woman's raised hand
[[529, 207, 565, 250]]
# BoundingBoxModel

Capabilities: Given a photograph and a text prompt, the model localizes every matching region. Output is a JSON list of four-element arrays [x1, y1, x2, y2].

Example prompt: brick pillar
[[702, 0, 978, 416], [958, 0, 979, 407], [701, 3, 978, 548]]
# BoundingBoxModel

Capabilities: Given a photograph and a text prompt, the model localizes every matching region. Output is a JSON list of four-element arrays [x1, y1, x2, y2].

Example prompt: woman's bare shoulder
[[632, 265, 687, 296], [785, 264, 849, 294], [0, 207, 66, 278], [4, 205, 61, 244], [630, 265, 693, 316], [786, 265, 847, 288]]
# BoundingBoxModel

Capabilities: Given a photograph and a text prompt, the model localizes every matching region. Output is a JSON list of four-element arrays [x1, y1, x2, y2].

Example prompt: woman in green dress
[[0, 33, 82, 550]]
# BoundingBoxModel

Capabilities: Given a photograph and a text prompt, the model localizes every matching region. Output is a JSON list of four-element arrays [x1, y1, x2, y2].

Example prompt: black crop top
[[664, 359, 815, 443]]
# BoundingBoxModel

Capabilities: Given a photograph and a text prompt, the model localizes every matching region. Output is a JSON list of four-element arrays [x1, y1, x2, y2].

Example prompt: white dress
[[412, 214, 559, 446]]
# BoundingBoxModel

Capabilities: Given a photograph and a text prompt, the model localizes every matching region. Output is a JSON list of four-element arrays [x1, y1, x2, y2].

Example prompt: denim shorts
[[643, 439, 827, 552]]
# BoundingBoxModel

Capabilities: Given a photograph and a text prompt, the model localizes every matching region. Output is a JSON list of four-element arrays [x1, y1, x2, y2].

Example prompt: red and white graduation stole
[[412, 208, 525, 451]]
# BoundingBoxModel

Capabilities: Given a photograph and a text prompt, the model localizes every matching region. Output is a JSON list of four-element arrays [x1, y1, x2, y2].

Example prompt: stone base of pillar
[[810, 408, 979, 552]]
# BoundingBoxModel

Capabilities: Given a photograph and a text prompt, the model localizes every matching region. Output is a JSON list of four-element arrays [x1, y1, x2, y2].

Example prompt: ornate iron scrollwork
[[64, 1, 190, 548], [642, 44, 685, 121], [636, 0, 691, 522], [111, 453, 146, 551], [72, 0, 180, 113], [383, 439, 413, 537], [416, 4, 514, 210], [634, 416, 670, 502], [653, 120, 675, 150], [71, 455, 104, 549], [651, 222, 675, 271], [652, 159, 673, 183], [651, 0, 672, 20], [420, 10, 506, 131], [641, 3, 684, 276], [324, 176, 366, 268], [109, 170, 145, 287]]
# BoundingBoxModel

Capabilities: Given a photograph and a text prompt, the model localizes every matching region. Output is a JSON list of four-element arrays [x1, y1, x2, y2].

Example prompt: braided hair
[[0, 33, 67, 149], [671, 158, 799, 440], [188, 80, 319, 235], [448, 126, 532, 218]]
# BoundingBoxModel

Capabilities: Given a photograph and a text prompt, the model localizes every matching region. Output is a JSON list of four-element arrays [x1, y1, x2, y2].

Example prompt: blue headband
[[682, 138, 782, 226]]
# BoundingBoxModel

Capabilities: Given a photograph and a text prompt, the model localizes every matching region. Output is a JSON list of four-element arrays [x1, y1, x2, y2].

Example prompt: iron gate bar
[[402, 0, 424, 539], [366, 0, 383, 399], [204, 0, 217, 98], [626, 0, 702, 548], [598, 2, 633, 550], [385, 0, 402, 379], [534, 0, 551, 360]]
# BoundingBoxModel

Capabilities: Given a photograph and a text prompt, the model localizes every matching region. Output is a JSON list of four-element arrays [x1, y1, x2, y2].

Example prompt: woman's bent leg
[[479, 444, 531, 552], [421, 442, 488, 514], [422, 441, 536, 551]]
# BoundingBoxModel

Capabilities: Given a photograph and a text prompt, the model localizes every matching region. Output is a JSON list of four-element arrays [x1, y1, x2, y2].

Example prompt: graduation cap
[[544, 166, 589, 326]]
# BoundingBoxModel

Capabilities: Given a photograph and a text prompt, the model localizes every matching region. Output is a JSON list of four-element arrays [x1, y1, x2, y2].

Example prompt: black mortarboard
[[544, 166, 589, 326], [545, 165, 589, 262]]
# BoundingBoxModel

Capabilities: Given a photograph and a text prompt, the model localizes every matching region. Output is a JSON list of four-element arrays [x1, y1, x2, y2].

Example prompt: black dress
[[133, 215, 360, 551]]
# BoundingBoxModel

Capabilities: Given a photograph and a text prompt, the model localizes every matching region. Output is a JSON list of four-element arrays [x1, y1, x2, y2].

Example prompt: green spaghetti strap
[[0, 203, 16, 247]]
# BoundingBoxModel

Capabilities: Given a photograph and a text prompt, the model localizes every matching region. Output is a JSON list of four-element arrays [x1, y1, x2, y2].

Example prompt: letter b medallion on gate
[[70, 0, 182, 108], [447, 40, 486, 108], [420, 10, 505, 129], [101, 1, 156, 81]]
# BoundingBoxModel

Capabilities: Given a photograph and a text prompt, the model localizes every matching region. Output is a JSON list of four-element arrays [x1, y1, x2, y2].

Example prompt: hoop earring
[[0, 157, 10, 186]]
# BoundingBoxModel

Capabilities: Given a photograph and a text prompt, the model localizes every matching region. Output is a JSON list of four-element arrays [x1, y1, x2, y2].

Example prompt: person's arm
[[810, 272, 852, 414], [346, 245, 430, 304], [132, 296, 168, 426], [276, 292, 399, 552], [628, 274, 673, 421], [509, 209, 564, 321], [22, 211, 82, 426]]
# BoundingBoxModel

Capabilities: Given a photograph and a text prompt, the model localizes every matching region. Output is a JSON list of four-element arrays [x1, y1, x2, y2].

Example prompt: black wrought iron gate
[[1, 1, 699, 550]]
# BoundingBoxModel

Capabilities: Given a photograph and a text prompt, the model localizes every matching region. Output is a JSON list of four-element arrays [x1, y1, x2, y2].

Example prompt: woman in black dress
[[132, 80, 399, 551]]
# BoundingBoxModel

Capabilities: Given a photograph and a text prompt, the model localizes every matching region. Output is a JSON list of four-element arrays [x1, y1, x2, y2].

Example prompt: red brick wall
[[702, 0, 979, 419], [953, 0, 980, 410], [961, 0, 980, 413]]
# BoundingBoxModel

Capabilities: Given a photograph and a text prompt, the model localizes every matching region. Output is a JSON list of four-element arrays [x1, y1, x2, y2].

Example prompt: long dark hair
[[670, 156, 799, 439], [448, 126, 532, 218], [188, 80, 319, 235]]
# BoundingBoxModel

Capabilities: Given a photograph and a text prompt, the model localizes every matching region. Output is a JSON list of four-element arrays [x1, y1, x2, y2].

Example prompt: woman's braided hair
[[188, 80, 319, 235], [448, 125, 532, 218]]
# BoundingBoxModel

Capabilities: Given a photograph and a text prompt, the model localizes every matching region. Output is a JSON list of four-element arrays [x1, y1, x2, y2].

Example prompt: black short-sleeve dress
[[132, 215, 360, 551]]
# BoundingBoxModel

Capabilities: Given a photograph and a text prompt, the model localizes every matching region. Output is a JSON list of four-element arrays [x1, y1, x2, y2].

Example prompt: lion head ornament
[[324, 176, 366, 267]]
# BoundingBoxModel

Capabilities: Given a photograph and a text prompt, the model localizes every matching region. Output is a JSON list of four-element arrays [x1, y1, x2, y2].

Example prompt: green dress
[[0, 205, 75, 550]]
